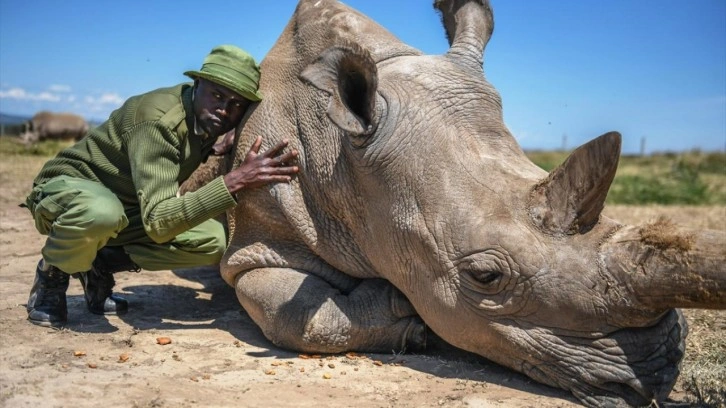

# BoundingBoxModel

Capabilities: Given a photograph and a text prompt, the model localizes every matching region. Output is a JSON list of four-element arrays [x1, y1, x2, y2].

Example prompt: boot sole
[[27, 317, 65, 328], [88, 308, 128, 316]]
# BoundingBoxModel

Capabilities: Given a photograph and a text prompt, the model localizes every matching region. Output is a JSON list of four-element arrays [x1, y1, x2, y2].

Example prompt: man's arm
[[127, 123, 236, 243]]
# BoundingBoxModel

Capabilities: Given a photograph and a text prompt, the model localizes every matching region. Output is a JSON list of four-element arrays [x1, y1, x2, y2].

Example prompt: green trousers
[[26, 175, 226, 274]]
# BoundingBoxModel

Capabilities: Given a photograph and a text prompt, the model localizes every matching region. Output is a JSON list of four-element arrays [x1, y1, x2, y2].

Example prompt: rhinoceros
[[21, 111, 89, 145], [182, 0, 726, 406]]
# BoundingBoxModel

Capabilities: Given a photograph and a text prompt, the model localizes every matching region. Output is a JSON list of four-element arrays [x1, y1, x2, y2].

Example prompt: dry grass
[[680, 309, 726, 407], [605, 205, 726, 231], [0, 152, 46, 207]]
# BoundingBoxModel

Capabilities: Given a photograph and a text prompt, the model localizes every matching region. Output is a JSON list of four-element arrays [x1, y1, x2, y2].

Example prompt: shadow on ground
[[58, 265, 578, 405]]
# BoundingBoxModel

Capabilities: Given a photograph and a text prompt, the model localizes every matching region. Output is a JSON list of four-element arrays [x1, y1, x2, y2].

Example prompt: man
[[24, 45, 299, 327]]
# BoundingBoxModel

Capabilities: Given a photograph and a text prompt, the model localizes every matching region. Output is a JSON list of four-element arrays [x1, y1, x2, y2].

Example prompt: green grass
[[523, 150, 569, 172], [0, 135, 73, 157], [527, 150, 726, 205]]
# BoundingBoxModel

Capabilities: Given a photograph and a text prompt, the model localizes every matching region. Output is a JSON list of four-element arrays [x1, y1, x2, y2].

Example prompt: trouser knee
[[30, 176, 127, 273], [124, 219, 227, 271]]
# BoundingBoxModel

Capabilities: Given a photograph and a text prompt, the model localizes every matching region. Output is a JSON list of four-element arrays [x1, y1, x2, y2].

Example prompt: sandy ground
[[0, 154, 722, 408]]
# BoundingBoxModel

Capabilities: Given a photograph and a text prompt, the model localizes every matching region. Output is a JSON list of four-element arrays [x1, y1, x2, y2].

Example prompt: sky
[[1, 0, 724, 154]]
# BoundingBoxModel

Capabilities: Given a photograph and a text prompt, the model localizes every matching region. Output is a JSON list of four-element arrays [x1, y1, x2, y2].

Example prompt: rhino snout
[[518, 309, 686, 408]]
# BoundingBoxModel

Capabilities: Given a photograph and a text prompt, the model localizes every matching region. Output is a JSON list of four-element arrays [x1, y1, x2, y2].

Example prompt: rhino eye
[[457, 251, 513, 296], [470, 270, 502, 285]]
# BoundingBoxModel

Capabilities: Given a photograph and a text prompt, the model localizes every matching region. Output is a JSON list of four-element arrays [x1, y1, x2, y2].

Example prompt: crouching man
[[24, 45, 298, 327]]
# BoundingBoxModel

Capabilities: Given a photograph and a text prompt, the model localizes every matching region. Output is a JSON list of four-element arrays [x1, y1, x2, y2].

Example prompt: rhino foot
[[235, 267, 426, 354], [401, 318, 427, 352]]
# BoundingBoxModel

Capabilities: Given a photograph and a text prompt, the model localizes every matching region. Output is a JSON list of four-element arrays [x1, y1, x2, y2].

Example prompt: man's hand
[[223, 136, 299, 194]]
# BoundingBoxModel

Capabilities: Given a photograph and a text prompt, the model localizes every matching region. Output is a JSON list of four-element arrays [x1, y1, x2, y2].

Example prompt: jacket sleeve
[[126, 122, 237, 243]]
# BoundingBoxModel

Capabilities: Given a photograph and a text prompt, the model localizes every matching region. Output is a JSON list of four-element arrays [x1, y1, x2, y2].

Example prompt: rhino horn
[[529, 131, 622, 235], [300, 42, 379, 138], [602, 220, 726, 314], [434, 0, 494, 71]]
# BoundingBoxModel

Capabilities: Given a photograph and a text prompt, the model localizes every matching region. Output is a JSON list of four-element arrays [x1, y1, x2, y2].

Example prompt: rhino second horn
[[529, 131, 622, 235], [434, 0, 494, 71]]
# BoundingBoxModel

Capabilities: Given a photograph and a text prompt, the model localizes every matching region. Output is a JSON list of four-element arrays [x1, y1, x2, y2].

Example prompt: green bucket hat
[[184, 45, 262, 101]]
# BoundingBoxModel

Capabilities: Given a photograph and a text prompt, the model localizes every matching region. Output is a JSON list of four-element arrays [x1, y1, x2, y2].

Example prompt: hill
[[0, 112, 30, 125]]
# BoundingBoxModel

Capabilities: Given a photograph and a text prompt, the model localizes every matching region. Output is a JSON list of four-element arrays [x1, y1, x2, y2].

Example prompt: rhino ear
[[300, 43, 378, 138], [529, 132, 621, 235]]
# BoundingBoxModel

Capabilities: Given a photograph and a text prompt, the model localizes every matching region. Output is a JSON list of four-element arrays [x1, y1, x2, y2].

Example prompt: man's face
[[193, 78, 251, 137]]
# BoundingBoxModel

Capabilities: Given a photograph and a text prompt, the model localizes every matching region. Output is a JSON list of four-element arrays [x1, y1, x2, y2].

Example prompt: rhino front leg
[[234, 267, 426, 354]]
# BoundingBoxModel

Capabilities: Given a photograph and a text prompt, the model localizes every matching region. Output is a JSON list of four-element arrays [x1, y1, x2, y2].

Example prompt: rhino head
[[216, 1, 726, 406]]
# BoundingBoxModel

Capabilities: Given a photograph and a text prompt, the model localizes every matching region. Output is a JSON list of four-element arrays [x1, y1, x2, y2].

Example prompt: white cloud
[[97, 92, 124, 105], [1, 85, 124, 120], [0, 87, 28, 99], [35, 91, 61, 102], [85, 92, 124, 106], [49, 84, 72, 93], [0, 87, 61, 102]]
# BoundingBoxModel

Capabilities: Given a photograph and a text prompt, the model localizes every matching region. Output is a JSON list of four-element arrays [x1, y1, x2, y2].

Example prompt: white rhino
[[183, 1, 726, 406], [21, 111, 89, 145]]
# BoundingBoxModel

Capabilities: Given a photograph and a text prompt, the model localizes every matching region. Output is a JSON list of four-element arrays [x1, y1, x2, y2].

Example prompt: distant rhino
[[21, 111, 89, 145]]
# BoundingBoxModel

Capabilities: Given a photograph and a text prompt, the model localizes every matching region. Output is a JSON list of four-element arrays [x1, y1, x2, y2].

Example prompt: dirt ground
[[1, 154, 723, 408]]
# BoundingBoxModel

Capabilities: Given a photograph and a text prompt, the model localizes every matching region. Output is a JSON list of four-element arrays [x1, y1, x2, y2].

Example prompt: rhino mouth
[[518, 309, 687, 407]]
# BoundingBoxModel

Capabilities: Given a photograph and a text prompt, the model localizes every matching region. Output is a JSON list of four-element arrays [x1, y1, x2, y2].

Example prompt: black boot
[[77, 247, 140, 315], [27, 260, 70, 327]]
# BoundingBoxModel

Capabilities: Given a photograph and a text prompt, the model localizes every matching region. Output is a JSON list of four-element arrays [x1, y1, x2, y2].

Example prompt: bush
[[694, 152, 726, 175]]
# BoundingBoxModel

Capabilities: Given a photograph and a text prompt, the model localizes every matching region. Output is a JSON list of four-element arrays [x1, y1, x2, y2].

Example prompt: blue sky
[[1, 0, 724, 154]]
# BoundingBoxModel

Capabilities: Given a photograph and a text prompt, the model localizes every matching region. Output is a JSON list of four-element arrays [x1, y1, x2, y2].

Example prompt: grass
[[680, 310, 726, 408], [527, 149, 726, 205], [0, 135, 75, 156]]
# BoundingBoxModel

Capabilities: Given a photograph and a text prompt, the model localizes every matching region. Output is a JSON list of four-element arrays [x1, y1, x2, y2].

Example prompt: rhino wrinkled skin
[[182, 1, 726, 406]]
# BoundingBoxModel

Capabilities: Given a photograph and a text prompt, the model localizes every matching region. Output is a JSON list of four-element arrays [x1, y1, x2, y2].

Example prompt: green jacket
[[33, 83, 236, 243]]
